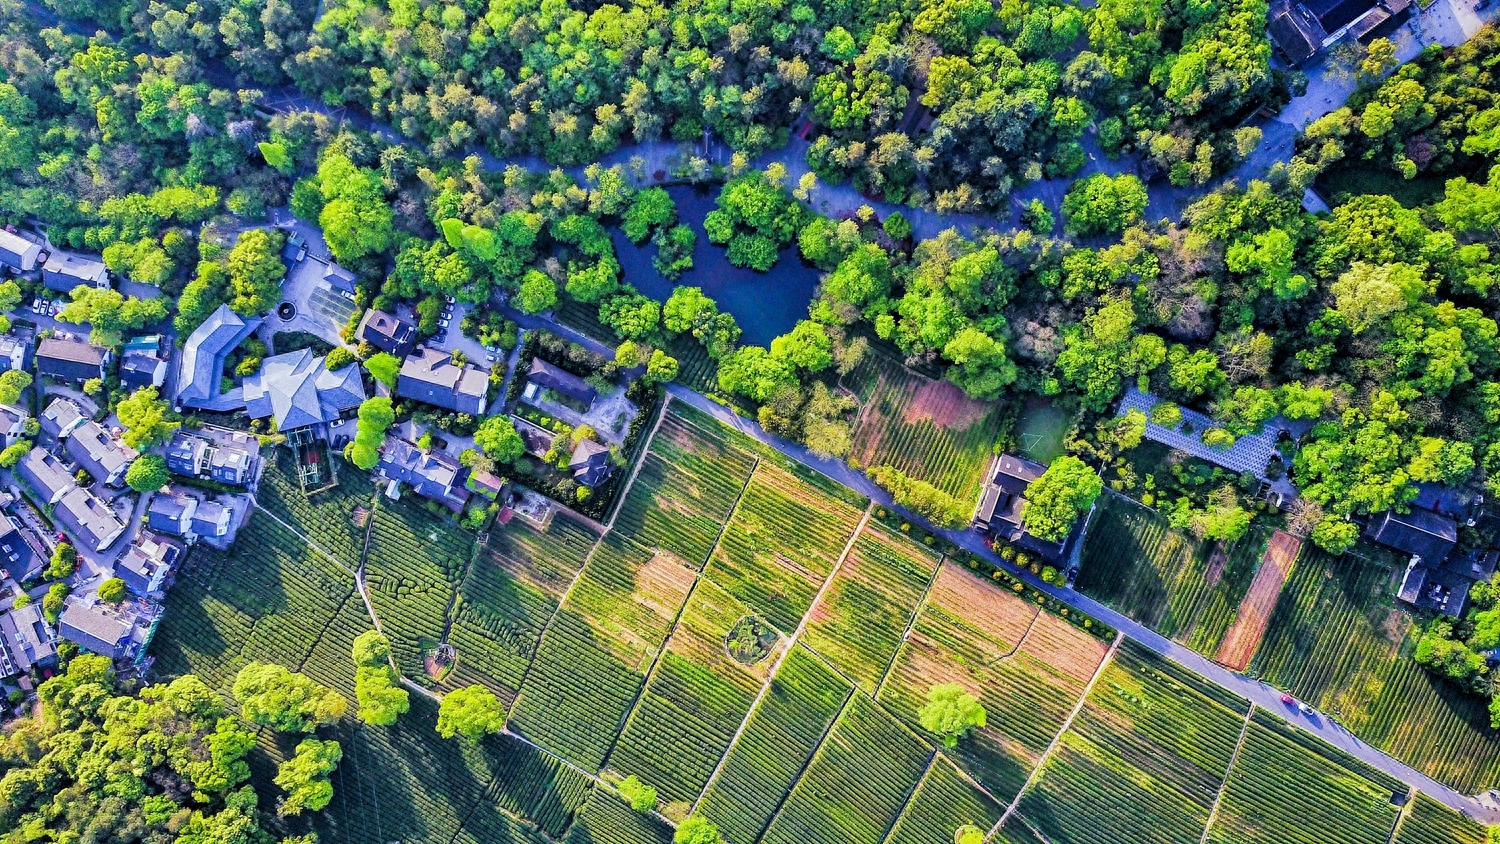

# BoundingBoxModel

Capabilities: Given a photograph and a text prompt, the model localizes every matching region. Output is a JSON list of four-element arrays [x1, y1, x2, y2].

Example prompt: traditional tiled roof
[[244, 349, 365, 431], [177, 304, 260, 410]]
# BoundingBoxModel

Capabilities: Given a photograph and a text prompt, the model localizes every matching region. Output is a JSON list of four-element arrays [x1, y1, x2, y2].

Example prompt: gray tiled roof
[[244, 349, 365, 431], [378, 438, 469, 508], [397, 348, 488, 415], [17, 447, 76, 502], [177, 304, 260, 409], [1117, 387, 1279, 479], [55, 487, 127, 551], [57, 597, 135, 659], [65, 420, 138, 485], [0, 604, 55, 676], [40, 398, 85, 442]]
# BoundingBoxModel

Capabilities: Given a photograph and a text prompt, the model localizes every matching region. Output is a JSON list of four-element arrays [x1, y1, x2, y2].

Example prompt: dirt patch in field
[[1019, 612, 1110, 685], [1215, 530, 1301, 671], [905, 376, 992, 429], [1204, 541, 1229, 589]]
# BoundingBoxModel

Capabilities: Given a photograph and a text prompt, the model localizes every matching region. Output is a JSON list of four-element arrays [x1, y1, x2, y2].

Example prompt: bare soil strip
[[1214, 530, 1302, 671]]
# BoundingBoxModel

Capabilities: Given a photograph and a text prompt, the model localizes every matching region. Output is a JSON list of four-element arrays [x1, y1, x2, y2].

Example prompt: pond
[[610, 184, 822, 348], [1016, 398, 1071, 465]]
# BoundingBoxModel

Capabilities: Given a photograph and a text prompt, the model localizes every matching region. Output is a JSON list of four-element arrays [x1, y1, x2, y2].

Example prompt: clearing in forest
[[1215, 529, 1301, 670], [844, 351, 1006, 500], [878, 561, 1110, 801], [1076, 494, 1271, 657]]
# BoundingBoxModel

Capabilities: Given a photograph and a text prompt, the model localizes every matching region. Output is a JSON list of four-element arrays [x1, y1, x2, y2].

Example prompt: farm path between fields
[[659, 382, 1500, 825]]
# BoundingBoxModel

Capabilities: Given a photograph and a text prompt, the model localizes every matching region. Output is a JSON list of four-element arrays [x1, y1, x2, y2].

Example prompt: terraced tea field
[[1076, 494, 1271, 657], [1252, 543, 1500, 791], [1393, 794, 1490, 844], [879, 562, 1110, 800], [844, 350, 1007, 499], [884, 755, 1005, 844], [704, 461, 867, 632]]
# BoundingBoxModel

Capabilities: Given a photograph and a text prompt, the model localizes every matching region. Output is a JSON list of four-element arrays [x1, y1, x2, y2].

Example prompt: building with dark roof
[[120, 349, 167, 390], [165, 430, 208, 477], [0, 514, 39, 583], [524, 358, 596, 408], [40, 397, 85, 444], [0, 604, 55, 677], [244, 348, 365, 433], [356, 309, 417, 359], [209, 439, 256, 485], [0, 404, 26, 448], [57, 596, 154, 662], [55, 488, 128, 552], [1365, 507, 1458, 565], [972, 454, 1082, 564], [0, 335, 28, 374], [17, 447, 76, 505], [36, 337, 109, 383], [377, 439, 471, 512], [115, 535, 178, 596], [397, 348, 489, 415], [0, 229, 40, 273], [176, 304, 261, 411], [147, 491, 197, 537], [65, 420, 138, 487], [569, 439, 613, 487], [191, 500, 231, 538], [513, 415, 555, 458], [42, 251, 108, 293]]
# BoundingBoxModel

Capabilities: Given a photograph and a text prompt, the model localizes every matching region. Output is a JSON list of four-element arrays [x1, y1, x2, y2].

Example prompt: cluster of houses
[[1267, 0, 1412, 66]]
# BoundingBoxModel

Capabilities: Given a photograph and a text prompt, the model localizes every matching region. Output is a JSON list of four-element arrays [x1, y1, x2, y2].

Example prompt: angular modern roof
[[192, 500, 230, 536], [146, 491, 195, 536], [0, 603, 55, 676], [0, 403, 26, 431], [177, 304, 261, 410], [244, 348, 365, 431], [165, 430, 208, 475], [527, 358, 596, 405], [569, 438, 613, 487], [0, 514, 36, 582], [357, 309, 416, 357], [42, 251, 107, 291], [378, 438, 468, 508], [0, 229, 40, 271]]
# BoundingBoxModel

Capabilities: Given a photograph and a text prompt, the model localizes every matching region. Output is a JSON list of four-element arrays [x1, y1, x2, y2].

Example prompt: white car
[[438, 317, 450, 328]]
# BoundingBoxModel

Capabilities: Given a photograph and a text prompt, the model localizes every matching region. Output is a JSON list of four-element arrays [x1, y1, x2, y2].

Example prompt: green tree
[[435, 685, 506, 743], [352, 630, 392, 668], [126, 454, 171, 493], [325, 347, 356, 371], [617, 775, 658, 812], [364, 352, 401, 389], [770, 320, 833, 372], [918, 683, 986, 748], [116, 386, 179, 449], [0, 440, 28, 468], [349, 397, 394, 470], [232, 662, 347, 732], [225, 229, 286, 316], [316, 153, 393, 262], [1062, 173, 1148, 236], [97, 577, 126, 603], [42, 582, 68, 623], [354, 666, 410, 726], [1021, 456, 1102, 542], [473, 415, 525, 463], [622, 187, 677, 243], [274, 738, 342, 816], [515, 269, 558, 314], [46, 542, 77, 580], [675, 816, 724, 844], [0, 370, 29, 406], [646, 349, 679, 383]]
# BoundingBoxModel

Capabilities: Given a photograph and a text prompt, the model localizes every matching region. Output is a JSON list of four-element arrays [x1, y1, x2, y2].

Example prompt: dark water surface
[[610, 185, 821, 348]]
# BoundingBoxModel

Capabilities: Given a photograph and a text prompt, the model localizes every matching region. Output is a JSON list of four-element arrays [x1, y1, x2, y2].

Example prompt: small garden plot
[[1076, 495, 1271, 657], [510, 535, 696, 770], [1393, 794, 1489, 844], [1204, 710, 1405, 844], [884, 755, 1005, 844], [1251, 543, 1500, 792], [614, 404, 760, 565], [363, 494, 477, 677], [704, 462, 866, 632], [699, 645, 853, 844], [1215, 529, 1301, 671], [565, 790, 676, 844], [879, 564, 1107, 801], [1015, 644, 1249, 844], [607, 580, 769, 808], [761, 692, 932, 844], [150, 516, 357, 693], [256, 448, 373, 567], [844, 351, 1008, 499], [801, 520, 941, 694]]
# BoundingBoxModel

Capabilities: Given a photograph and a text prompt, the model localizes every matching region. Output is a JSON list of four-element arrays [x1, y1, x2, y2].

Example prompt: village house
[[115, 534, 179, 597], [0, 404, 27, 448], [146, 491, 197, 538], [0, 513, 40, 583], [0, 604, 55, 678], [176, 304, 261, 412], [972, 454, 1080, 565], [55, 488, 127, 553], [57, 596, 156, 662], [39, 397, 85, 445], [376, 438, 471, 512], [191, 500, 231, 539], [244, 348, 365, 436], [65, 420, 137, 487], [165, 430, 258, 486], [36, 337, 109, 383], [356, 308, 417, 359], [397, 347, 488, 415], [41, 251, 108, 294], [17, 447, 75, 505], [0, 335, 28, 373], [0, 229, 41, 274], [524, 358, 596, 410], [569, 439, 613, 487]]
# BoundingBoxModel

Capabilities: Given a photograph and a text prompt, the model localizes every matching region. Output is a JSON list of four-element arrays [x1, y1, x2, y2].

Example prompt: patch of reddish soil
[[1215, 530, 1301, 671], [904, 376, 990, 429]]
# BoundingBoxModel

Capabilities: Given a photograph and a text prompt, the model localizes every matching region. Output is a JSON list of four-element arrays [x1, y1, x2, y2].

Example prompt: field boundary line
[[1198, 704, 1256, 844], [990, 633, 1124, 837], [697, 455, 761, 569], [692, 503, 875, 812], [876, 754, 940, 844], [604, 393, 672, 531], [987, 605, 1044, 668], [251, 499, 358, 577], [873, 549, 946, 699], [506, 523, 612, 718], [1382, 794, 1417, 844]]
